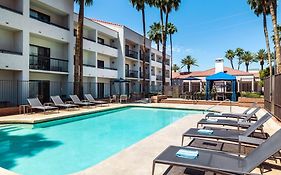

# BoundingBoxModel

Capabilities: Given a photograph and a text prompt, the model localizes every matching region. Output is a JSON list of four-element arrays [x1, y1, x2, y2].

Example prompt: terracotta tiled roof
[[173, 67, 254, 79], [91, 19, 123, 27]]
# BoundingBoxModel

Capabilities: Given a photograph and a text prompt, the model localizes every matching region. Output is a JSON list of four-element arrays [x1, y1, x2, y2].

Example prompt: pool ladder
[[203, 99, 232, 114]]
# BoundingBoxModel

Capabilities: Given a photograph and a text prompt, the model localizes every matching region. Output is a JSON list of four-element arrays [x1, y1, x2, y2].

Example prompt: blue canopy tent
[[206, 72, 237, 101]]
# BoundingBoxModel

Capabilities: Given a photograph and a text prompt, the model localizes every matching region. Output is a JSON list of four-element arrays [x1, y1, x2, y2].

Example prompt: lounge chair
[[206, 103, 257, 120], [109, 95, 117, 103], [69, 95, 95, 107], [152, 128, 281, 175], [181, 113, 272, 146], [27, 98, 59, 114], [197, 107, 261, 128], [120, 95, 128, 103], [51, 96, 79, 110], [84, 94, 109, 106]]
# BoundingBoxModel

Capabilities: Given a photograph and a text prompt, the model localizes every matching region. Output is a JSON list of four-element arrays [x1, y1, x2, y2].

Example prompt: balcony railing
[[0, 4, 22, 14], [166, 61, 170, 66], [140, 53, 150, 62], [30, 9, 69, 31], [156, 59, 162, 63], [29, 55, 68, 72], [98, 66, 117, 71], [83, 63, 96, 68], [125, 49, 138, 59], [74, 30, 96, 43], [97, 41, 117, 49], [151, 72, 155, 76], [126, 70, 138, 78], [140, 72, 150, 79], [0, 49, 22, 55], [156, 75, 162, 80]]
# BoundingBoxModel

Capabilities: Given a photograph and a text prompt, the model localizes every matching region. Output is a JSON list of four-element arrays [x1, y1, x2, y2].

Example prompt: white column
[[237, 80, 240, 92], [189, 80, 192, 92], [251, 78, 255, 92], [200, 81, 202, 92]]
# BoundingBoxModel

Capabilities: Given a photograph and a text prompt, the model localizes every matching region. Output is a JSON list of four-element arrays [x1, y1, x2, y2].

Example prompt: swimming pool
[[0, 107, 200, 175]]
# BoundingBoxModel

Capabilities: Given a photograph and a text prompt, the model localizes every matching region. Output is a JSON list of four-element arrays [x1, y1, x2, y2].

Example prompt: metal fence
[[264, 74, 281, 120], [0, 80, 162, 107]]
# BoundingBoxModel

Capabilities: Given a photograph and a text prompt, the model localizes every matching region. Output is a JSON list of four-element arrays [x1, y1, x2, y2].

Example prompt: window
[[98, 37, 104, 45], [97, 60, 104, 69], [30, 9, 50, 23]]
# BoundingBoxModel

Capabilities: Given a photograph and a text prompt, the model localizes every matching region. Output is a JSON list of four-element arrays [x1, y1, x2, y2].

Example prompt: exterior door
[[97, 83, 105, 98]]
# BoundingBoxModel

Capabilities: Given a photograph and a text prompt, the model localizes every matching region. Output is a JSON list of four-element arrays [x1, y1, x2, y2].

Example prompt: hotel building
[[0, 0, 171, 106]]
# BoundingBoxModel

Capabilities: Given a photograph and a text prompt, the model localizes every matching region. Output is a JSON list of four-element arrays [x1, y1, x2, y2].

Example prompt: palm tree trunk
[[262, 0, 272, 76], [269, 0, 281, 74], [238, 60, 241, 70], [246, 63, 249, 72], [260, 61, 264, 70], [160, 9, 165, 93], [230, 60, 234, 69], [74, 0, 84, 97], [141, 8, 146, 97], [161, 12, 169, 93], [187, 65, 190, 73], [170, 34, 173, 85]]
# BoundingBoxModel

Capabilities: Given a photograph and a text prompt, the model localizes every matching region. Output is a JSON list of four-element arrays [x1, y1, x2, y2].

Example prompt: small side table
[[19, 105, 31, 115]]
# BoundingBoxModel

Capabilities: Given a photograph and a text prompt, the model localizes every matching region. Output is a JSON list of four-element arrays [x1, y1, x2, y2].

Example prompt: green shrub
[[240, 92, 262, 98]]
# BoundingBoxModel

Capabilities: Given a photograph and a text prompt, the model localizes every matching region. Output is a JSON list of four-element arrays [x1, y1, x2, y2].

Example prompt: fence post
[[271, 76, 275, 114]]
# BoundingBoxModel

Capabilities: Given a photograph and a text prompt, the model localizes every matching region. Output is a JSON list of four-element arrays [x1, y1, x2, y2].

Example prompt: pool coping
[[0, 104, 216, 125]]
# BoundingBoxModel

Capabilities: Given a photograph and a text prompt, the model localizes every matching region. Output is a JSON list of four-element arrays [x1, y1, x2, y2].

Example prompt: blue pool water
[[0, 107, 200, 175]]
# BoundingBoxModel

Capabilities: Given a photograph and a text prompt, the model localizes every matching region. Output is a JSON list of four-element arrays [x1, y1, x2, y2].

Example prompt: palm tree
[[255, 49, 267, 70], [242, 51, 254, 72], [268, 0, 281, 74], [74, 0, 93, 97], [225, 49, 235, 69], [235, 48, 244, 70], [181, 56, 198, 72], [172, 64, 180, 72], [167, 22, 177, 84], [148, 22, 162, 51], [247, 0, 272, 76], [129, 0, 151, 96], [153, 0, 181, 92]]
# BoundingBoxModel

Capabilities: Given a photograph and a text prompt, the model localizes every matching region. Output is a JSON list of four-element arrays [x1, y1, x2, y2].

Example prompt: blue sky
[[74, 0, 280, 72]]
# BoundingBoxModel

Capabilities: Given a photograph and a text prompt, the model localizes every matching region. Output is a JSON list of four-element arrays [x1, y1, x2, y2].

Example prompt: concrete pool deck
[[0, 103, 280, 175]]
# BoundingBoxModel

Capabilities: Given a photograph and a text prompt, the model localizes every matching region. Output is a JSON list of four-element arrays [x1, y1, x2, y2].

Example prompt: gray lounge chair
[[181, 113, 272, 146], [84, 94, 109, 106], [197, 107, 261, 128], [152, 128, 281, 175], [51, 96, 79, 110], [27, 98, 59, 114], [206, 103, 257, 119], [69, 95, 95, 107]]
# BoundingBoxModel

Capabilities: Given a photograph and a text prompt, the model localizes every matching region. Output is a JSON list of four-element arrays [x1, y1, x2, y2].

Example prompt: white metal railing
[[203, 99, 232, 114]]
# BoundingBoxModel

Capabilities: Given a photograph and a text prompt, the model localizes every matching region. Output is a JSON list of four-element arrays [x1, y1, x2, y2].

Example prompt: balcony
[[74, 29, 96, 43], [140, 72, 150, 79], [156, 59, 162, 63], [156, 75, 162, 81], [166, 60, 170, 66], [140, 52, 150, 62], [83, 63, 96, 68], [125, 49, 138, 60], [126, 70, 138, 78], [0, 49, 22, 55], [97, 40, 117, 50], [30, 9, 69, 31], [0, 3, 22, 14], [29, 55, 68, 72]]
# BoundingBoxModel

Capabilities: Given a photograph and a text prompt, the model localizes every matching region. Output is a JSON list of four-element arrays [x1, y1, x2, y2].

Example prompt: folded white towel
[[176, 149, 198, 159], [207, 118, 218, 122], [198, 129, 214, 135]]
